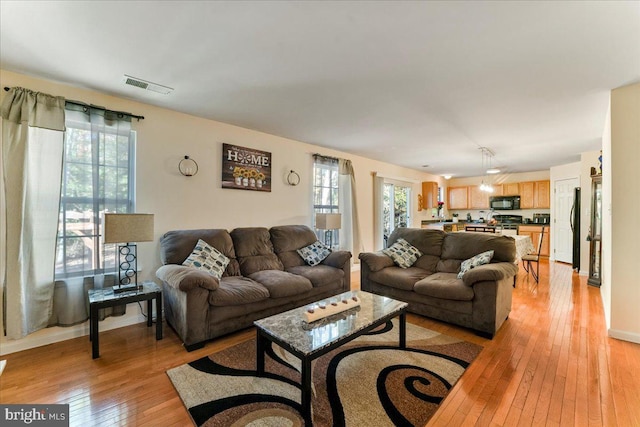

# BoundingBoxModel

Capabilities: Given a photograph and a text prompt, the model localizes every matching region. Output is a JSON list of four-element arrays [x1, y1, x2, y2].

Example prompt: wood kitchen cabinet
[[468, 185, 490, 209], [520, 181, 535, 209], [447, 186, 469, 210], [520, 180, 550, 209], [502, 182, 519, 195], [421, 181, 439, 209], [534, 180, 550, 208], [519, 225, 550, 257]]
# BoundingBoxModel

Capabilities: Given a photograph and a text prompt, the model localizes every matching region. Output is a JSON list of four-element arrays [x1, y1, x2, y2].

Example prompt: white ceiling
[[1, 1, 639, 177]]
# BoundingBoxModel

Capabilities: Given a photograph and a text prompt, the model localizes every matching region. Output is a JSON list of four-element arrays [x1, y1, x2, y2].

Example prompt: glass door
[[383, 183, 411, 247]]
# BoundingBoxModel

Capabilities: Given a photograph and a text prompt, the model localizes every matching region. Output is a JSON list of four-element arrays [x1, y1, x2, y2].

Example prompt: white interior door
[[554, 178, 579, 263]]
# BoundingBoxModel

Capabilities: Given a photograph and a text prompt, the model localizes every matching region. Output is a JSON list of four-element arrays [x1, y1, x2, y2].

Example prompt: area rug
[[167, 320, 482, 426]]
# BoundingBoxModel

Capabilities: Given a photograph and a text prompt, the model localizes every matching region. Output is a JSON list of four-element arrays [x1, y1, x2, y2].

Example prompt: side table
[[88, 281, 163, 359]]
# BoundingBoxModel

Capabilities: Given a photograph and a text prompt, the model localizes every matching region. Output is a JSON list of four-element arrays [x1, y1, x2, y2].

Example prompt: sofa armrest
[[156, 264, 220, 292], [322, 250, 352, 269], [358, 252, 394, 272], [461, 262, 518, 287]]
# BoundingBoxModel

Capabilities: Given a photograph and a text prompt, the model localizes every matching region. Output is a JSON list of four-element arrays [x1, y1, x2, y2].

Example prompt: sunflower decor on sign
[[222, 143, 271, 192]]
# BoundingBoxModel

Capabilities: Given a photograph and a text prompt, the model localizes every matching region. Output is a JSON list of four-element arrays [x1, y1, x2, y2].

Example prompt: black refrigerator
[[571, 187, 581, 271]]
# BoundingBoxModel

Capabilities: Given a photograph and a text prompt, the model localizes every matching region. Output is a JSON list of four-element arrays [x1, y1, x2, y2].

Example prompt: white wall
[[0, 69, 442, 353], [608, 82, 640, 343], [549, 161, 581, 263]]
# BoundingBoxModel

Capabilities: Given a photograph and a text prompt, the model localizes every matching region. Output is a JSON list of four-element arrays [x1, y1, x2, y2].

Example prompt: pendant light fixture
[[479, 147, 495, 193]]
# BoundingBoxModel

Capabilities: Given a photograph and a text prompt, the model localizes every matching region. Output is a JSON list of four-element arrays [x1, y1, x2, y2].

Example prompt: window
[[54, 108, 135, 278], [312, 156, 339, 245]]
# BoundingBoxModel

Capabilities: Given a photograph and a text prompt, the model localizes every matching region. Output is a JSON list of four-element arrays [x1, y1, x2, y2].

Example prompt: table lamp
[[104, 213, 154, 293], [315, 213, 342, 248]]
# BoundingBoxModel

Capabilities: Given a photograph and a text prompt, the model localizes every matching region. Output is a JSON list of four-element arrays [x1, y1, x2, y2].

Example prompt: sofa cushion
[[436, 259, 463, 273], [359, 251, 395, 272], [249, 270, 313, 298], [457, 250, 494, 279], [231, 227, 284, 276], [156, 264, 220, 292], [387, 228, 446, 257], [182, 239, 230, 279], [441, 232, 516, 263], [369, 266, 431, 291], [160, 229, 240, 276], [209, 277, 270, 306], [414, 254, 440, 273], [286, 265, 344, 288], [270, 225, 318, 267], [297, 241, 332, 266], [383, 238, 424, 268], [414, 273, 475, 301]]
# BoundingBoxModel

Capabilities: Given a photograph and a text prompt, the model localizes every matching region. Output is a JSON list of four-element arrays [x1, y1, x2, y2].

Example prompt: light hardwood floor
[[1, 261, 639, 426]]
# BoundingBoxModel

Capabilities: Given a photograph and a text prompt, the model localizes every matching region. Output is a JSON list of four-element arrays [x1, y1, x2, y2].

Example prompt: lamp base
[[113, 284, 143, 294]]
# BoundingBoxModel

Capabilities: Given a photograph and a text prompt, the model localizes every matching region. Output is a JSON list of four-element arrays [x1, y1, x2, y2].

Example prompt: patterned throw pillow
[[297, 241, 332, 266], [457, 250, 494, 279], [183, 239, 230, 279], [382, 238, 423, 269]]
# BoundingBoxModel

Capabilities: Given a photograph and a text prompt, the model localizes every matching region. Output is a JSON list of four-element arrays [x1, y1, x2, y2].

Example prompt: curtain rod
[[4, 86, 145, 121], [313, 153, 339, 161]]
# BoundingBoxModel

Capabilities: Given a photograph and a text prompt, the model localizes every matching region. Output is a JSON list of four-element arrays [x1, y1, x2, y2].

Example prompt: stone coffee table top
[[254, 290, 408, 356]]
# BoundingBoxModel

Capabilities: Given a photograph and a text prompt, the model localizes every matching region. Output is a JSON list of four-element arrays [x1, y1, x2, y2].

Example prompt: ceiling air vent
[[122, 75, 173, 95]]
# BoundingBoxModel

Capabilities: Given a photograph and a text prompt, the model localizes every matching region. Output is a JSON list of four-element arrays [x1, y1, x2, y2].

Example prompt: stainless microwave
[[489, 195, 521, 210]]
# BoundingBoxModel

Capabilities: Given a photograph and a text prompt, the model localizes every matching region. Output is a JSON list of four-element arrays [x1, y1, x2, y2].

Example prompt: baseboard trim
[[608, 328, 640, 344], [0, 310, 146, 356]]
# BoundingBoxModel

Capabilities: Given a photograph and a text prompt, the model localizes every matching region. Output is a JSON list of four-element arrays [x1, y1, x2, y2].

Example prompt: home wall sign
[[222, 143, 272, 192]]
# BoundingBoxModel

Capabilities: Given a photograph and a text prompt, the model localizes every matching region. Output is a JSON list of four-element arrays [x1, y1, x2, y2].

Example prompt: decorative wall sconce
[[287, 170, 300, 186], [179, 155, 199, 177]]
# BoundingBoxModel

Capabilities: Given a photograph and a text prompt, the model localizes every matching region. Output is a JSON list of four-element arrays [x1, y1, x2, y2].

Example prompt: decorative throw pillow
[[183, 239, 230, 279], [297, 241, 332, 266], [382, 238, 423, 269], [457, 250, 494, 279]]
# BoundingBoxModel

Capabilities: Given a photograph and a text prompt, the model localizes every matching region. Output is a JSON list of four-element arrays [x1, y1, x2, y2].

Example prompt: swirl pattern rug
[[167, 320, 482, 426]]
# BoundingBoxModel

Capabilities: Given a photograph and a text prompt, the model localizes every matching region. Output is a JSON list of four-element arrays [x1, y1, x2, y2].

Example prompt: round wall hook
[[287, 170, 300, 186], [179, 155, 199, 177]]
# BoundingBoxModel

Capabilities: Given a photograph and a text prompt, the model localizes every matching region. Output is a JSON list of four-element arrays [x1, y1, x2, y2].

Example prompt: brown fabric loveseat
[[359, 228, 518, 338], [157, 225, 351, 350]]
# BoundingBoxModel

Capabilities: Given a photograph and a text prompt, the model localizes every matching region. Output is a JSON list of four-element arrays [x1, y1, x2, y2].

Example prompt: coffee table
[[254, 290, 408, 425]]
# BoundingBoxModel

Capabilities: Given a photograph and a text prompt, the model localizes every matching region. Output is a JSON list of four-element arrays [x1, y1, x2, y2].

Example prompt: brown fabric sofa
[[359, 228, 518, 338], [157, 225, 351, 350]]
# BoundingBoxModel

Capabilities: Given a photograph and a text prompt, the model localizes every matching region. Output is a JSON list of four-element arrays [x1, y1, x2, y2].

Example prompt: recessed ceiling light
[[443, 175, 452, 180], [486, 168, 501, 174]]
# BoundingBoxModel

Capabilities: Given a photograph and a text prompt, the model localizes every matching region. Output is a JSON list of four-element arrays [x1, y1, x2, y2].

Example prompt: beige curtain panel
[[1, 87, 66, 338]]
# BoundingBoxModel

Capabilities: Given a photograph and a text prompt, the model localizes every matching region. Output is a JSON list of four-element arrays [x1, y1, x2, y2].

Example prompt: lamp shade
[[104, 213, 154, 243], [315, 213, 342, 230]]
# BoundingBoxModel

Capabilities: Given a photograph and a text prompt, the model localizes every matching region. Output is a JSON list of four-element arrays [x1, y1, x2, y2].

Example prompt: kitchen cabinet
[[468, 185, 489, 209], [520, 180, 550, 209], [421, 181, 439, 209], [447, 186, 468, 210], [502, 182, 519, 195], [519, 225, 550, 257], [534, 180, 550, 208], [520, 181, 535, 209]]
